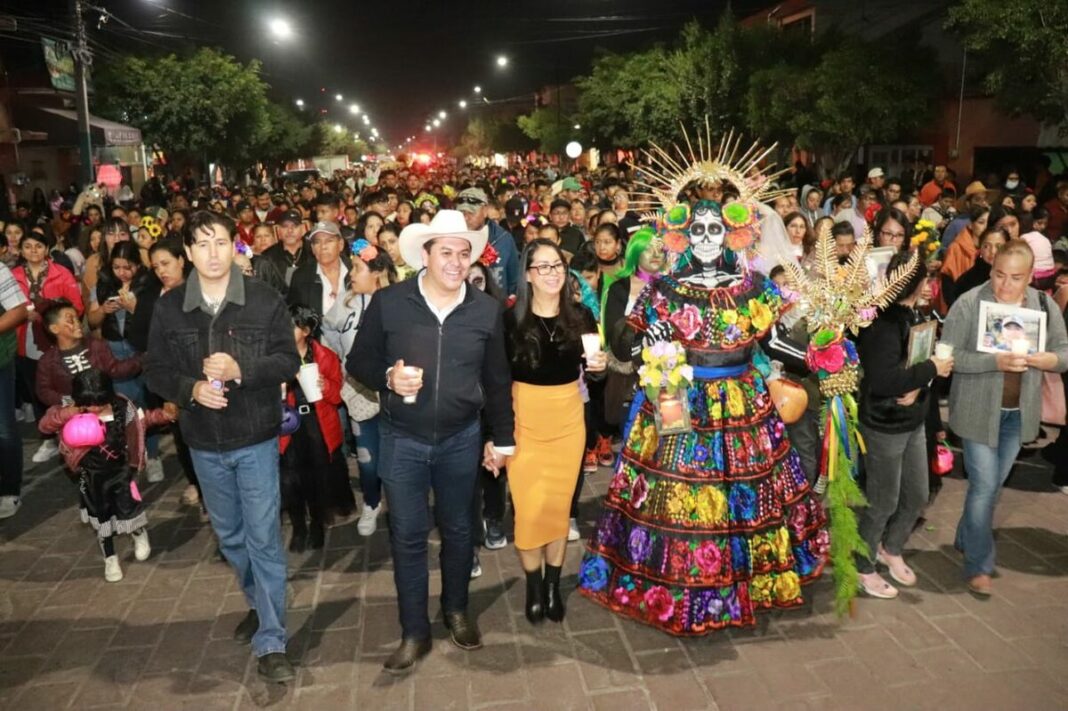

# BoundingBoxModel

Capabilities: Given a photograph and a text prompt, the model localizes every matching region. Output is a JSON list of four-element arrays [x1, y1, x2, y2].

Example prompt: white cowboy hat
[[399, 209, 487, 269]]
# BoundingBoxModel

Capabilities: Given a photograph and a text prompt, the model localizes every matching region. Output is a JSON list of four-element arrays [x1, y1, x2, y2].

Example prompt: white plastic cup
[[934, 342, 953, 359], [402, 366, 423, 404], [581, 333, 601, 359], [1010, 339, 1030, 356], [297, 363, 323, 402]]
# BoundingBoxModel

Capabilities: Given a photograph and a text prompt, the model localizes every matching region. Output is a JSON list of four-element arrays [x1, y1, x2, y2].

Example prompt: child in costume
[[39, 369, 176, 582]]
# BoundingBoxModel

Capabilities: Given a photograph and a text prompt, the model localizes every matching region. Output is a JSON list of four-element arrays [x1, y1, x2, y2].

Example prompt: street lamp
[[349, 104, 360, 115], [295, 98, 304, 108], [473, 85, 482, 94], [458, 100, 467, 109], [496, 55, 508, 68], [425, 125, 432, 132], [438, 110, 447, 120], [335, 93, 343, 102], [573, 123, 581, 130], [362, 115, 370, 125], [432, 118, 441, 127], [333, 124, 344, 134], [268, 17, 293, 41]]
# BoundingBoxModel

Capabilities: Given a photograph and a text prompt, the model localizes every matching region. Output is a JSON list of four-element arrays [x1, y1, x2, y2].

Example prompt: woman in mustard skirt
[[505, 239, 606, 624]]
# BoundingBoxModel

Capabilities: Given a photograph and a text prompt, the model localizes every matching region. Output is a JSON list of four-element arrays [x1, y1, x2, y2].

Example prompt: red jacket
[[35, 336, 142, 407], [13, 261, 84, 357], [279, 339, 344, 456]]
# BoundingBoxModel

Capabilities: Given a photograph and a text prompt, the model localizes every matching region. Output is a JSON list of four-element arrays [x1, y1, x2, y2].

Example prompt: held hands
[[930, 355, 954, 378], [192, 380, 228, 409], [482, 441, 507, 477], [202, 352, 242, 383], [995, 352, 1028, 373], [584, 350, 608, 373], [388, 359, 423, 398]]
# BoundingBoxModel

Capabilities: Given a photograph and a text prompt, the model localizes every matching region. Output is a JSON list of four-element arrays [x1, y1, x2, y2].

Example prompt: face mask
[[1005, 179, 1019, 190]]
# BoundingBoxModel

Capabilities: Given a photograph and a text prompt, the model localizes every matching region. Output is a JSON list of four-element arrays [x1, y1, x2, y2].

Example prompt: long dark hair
[[509, 238, 587, 370]]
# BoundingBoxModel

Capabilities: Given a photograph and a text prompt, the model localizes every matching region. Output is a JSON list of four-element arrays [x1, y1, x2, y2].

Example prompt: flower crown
[[350, 239, 379, 262]]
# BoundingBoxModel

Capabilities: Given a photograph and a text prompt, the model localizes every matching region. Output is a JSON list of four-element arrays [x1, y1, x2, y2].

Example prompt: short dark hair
[[550, 199, 571, 213], [184, 210, 235, 247], [41, 298, 77, 341], [315, 193, 340, 208], [362, 190, 387, 208], [72, 369, 115, 408], [831, 221, 856, 239]]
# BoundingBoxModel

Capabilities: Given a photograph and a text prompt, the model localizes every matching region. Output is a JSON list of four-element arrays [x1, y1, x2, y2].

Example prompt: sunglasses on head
[[456, 197, 485, 206]]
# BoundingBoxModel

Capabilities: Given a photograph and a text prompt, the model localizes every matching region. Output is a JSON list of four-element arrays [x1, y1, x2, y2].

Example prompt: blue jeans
[[0, 360, 22, 496], [189, 438, 287, 657], [955, 409, 1022, 579], [378, 419, 481, 641], [352, 415, 381, 508], [108, 340, 159, 459]]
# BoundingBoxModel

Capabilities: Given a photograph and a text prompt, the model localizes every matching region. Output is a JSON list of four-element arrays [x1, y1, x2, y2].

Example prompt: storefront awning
[[21, 106, 142, 146]]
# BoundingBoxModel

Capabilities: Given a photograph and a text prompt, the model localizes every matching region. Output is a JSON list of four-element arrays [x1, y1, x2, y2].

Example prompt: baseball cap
[[277, 209, 302, 225], [455, 187, 488, 213], [235, 200, 252, 212], [505, 197, 526, 221], [867, 167, 885, 179], [1002, 316, 1024, 329], [308, 221, 341, 239], [561, 177, 583, 192]]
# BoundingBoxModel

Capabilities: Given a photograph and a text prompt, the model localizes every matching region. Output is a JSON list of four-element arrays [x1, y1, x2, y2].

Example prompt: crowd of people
[[0, 150, 1065, 681]]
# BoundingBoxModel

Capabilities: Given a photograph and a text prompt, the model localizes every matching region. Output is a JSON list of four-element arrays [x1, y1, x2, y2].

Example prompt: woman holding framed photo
[[942, 240, 1068, 596]]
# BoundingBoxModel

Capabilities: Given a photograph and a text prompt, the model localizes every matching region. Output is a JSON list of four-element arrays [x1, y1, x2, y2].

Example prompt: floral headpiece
[[234, 239, 252, 257], [350, 238, 379, 262], [139, 215, 164, 239], [479, 242, 499, 267]]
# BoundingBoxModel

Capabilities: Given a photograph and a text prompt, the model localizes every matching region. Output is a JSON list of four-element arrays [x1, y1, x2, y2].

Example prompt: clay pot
[[768, 377, 808, 424]]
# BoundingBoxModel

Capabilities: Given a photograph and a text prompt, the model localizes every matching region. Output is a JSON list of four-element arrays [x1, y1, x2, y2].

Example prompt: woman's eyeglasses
[[529, 262, 565, 275]]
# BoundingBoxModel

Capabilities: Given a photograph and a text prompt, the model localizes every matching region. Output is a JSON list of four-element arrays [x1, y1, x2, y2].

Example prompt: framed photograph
[[864, 247, 897, 288], [906, 320, 938, 367], [975, 301, 1047, 355]]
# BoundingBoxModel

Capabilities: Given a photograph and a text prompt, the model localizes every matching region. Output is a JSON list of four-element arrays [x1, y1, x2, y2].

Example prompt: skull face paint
[[689, 201, 726, 265]]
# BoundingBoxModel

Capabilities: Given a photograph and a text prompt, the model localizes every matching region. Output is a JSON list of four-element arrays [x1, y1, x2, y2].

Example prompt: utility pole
[[71, 0, 94, 186]]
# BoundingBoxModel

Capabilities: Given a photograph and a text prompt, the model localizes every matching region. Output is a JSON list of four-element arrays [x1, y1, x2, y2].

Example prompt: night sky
[[6, 0, 766, 146]]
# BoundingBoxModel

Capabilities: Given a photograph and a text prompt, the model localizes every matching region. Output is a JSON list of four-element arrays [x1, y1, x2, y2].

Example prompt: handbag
[[342, 376, 380, 422]]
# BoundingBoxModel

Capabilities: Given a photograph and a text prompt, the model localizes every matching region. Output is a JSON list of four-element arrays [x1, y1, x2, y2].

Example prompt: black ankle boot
[[525, 569, 545, 625], [288, 528, 307, 553], [543, 564, 564, 622], [308, 520, 325, 549]]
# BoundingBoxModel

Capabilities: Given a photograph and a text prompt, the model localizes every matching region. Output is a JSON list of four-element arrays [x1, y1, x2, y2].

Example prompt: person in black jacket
[[144, 210, 300, 684], [855, 252, 954, 600], [349, 209, 514, 674], [256, 210, 313, 295], [286, 221, 352, 316]]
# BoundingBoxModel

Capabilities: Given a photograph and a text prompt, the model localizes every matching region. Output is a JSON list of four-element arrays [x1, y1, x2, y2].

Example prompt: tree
[[947, 0, 1068, 128], [313, 122, 371, 159], [95, 48, 272, 168], [746, 39, 938, 173], [256, 102, 316, 167], [517, 108, 576, 155]]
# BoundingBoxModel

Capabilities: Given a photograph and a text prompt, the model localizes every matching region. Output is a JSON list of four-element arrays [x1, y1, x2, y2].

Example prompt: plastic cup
[[402, 366, 423, 404], [1010, 339, 1030, 356], [297, 362, 323, 402], [934, 342, 953, 359], [581, 333, 601, 359]]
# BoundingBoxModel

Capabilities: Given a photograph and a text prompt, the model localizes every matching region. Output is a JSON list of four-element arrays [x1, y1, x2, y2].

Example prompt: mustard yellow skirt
[[510, 380, 585, 550]]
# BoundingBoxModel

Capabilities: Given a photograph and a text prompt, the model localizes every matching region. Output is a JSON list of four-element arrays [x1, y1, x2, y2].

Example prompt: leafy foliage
[[456, 116, 535, 157], [314, 122, 371, 159], [516, 108, 576, 155], [947, 0, 1068, 127]]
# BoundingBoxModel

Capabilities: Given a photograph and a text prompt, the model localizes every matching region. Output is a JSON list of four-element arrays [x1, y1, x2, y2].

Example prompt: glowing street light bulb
[[295, 98, 304, 107], [425, 125, 432, 132], [335, 93, 343, 102], [348, 104, 360, 115], [459, 100, 467, 109], [496, 55, 508, 68], [438, 110, 447, 120], [473, 85, 482, 94], [362, 115, 370, 125], [333, 124, 343, 134], [268, 17, 293, 40], [432, 118, 441, 127]]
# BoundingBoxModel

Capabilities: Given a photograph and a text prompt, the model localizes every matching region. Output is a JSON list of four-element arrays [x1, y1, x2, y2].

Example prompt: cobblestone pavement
[[2, 425, 1067, 711]]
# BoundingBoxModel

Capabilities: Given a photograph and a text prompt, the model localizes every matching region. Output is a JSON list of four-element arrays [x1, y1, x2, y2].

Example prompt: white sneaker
[[104, 555, 123, 582], [0, 495, 21, 519], [31, 439, 59, 463], [144, 458, 164, 483], [131, 529, 151, 561], [568, 518, 581, 542], [858, 571, 898, 599], [14, 407, 23, 422], [20, 403, 34, 423], [356, 503, 381, 536], [1056, 485, 1068, 495]]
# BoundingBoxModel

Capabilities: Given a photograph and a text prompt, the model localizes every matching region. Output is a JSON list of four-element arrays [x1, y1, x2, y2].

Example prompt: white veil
[[748, 201, 799, 276]]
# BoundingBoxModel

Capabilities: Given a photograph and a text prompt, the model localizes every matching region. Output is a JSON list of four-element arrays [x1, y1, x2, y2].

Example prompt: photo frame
[[864, 247, 897, 288], [906, 320, 938, 367], [975, 301, 1047, 355]]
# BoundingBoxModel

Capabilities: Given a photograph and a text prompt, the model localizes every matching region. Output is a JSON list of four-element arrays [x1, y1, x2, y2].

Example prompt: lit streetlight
[[473, 85, 482, 94], [333, 124, 343, 134], [425, 125, 432, 132], [268, 17, 294, 41], [496, 55, 508, 68], [458, 100, 467, 109], [335, 93, 343, 102], [432, 118, 441, 127], [295, 98, 304, 108], [574, 124, 581, 130], [362, 115, 370, 125], [348, 104, 361, 115], [438, 110, 447, 120]]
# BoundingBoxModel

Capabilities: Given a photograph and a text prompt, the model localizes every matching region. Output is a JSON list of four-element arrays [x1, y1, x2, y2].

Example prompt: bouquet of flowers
[[909, 219, 941, 263], [638, 340, 694, 402]]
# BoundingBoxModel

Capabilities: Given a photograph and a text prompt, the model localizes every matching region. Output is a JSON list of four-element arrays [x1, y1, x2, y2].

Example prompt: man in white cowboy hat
[[348, 209, 515, 674]]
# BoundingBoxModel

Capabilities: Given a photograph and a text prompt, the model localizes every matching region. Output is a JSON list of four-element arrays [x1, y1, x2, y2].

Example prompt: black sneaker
[[233, 609, 259, 645], [257, 652, 295, 683], [484, 519, 507, 550]]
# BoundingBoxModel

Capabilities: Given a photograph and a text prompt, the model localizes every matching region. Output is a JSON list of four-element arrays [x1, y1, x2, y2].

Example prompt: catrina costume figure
[[577, 128, 830, 635]]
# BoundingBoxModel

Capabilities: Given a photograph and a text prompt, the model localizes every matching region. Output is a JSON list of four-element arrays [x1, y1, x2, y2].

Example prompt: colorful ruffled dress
[[578, 271, 829, 635]]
